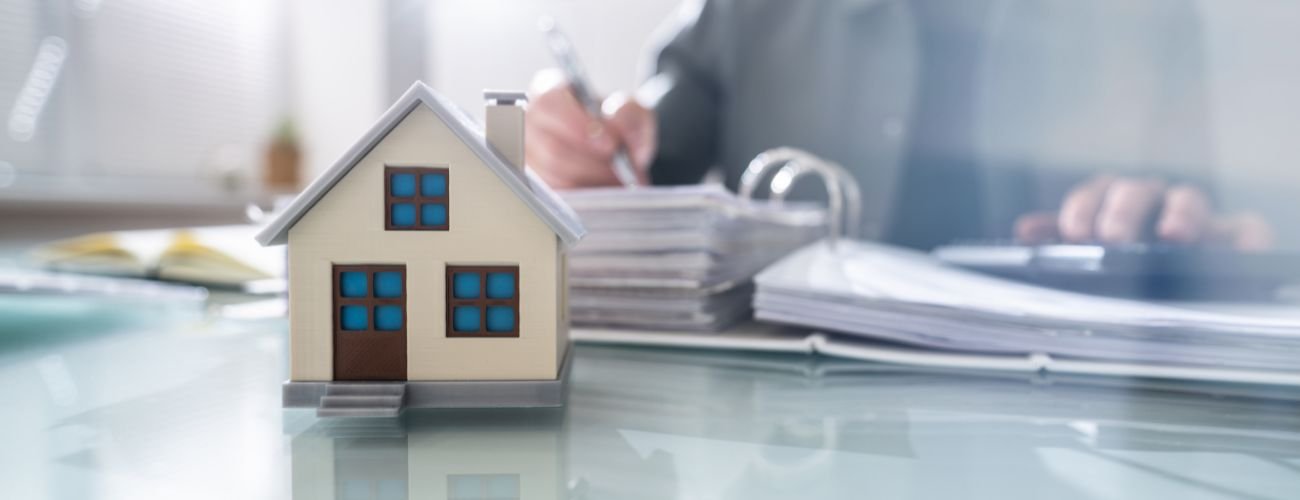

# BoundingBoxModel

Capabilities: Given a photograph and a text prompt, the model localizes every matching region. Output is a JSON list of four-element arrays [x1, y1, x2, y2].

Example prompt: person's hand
[[1015, 175, 1274, 250], [525, 69, 657, 189]]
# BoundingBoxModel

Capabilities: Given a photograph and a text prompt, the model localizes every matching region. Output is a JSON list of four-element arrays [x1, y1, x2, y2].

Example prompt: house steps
[[317, 382, 406, 418]]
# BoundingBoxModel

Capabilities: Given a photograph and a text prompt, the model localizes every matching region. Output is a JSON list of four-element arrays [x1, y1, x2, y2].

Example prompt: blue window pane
[[421, 203, 447, 226], [377, 480, 406, 500], [486, 306, 515, 332], [449, 476, 479, 498], [453, 306, 481, 332], [374, 271, 402, 298], [486, 272, 515, 299], [391, 203, 416, 227], [342, 480, 371, 500], [453, 272, 480, 299], [341, 305, 368, 331], [421, 173, 447, 196], [340, 271, 368, 298], [487, 475, 520, 498], [390, 173, 416, 197], [375, 305, 403, 331]]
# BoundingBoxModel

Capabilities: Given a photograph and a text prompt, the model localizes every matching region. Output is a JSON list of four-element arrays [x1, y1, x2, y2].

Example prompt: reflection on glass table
[[2, 305, 1299, 500], [293, 410, 562, 500], [290, 345, 1300, 500], [564, 347, 1300, 500]]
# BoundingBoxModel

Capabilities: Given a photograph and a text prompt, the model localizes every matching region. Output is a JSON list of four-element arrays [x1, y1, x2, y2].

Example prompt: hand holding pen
[[527, 18, 656, 189]]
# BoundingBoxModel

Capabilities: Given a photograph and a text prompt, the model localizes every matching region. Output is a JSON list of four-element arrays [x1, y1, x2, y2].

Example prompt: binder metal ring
[[738, 147, 862, 249]]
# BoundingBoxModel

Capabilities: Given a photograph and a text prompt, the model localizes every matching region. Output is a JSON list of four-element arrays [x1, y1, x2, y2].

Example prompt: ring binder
[[563, 151, 1300, 387], [559, 183, 827, 331], [739, 148, 863, 249], [752, 238, 1300, 385]]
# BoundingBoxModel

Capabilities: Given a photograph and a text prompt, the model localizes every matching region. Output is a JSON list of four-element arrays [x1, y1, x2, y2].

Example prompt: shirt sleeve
[[640, 0, 730, 185], [1142, 0, 1220, 207]]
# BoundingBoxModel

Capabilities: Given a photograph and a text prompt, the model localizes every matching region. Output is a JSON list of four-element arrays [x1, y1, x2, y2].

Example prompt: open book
[[29, 225, 284, 291]]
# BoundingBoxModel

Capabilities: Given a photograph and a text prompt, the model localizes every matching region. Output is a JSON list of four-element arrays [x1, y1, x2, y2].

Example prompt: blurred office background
[[1, 0, 1298, 244], [0, 0, 675, 236]]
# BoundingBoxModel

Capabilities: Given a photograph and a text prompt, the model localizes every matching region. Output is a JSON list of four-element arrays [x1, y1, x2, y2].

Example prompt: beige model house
[[256, 81, 585, 417]]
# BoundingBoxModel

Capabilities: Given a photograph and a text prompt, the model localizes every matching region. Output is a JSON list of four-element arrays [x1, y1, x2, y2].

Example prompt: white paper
[[562, 185, 827, 331], [753, 240, 1300, 374]]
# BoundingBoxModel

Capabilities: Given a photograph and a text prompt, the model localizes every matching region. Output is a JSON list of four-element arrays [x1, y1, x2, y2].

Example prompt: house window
[[386, 166, 448, 230], [335, 265, 406, 333], [447, 474, 520, 500], [446, 265, 519, 337]]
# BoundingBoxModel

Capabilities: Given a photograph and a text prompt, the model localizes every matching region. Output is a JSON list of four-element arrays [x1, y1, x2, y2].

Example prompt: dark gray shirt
[[642, 0, 1212, 249]]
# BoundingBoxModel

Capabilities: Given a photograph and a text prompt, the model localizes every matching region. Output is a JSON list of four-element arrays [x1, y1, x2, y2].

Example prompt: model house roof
[[255, 81, 586, 247]]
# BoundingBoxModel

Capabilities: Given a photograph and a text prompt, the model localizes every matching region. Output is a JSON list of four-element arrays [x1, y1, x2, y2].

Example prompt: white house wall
[[556, 244, 569, 370], [287, 104, 559, 382]]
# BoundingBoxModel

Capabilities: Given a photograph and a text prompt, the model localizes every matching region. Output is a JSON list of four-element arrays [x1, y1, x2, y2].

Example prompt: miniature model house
[[256, 82, 584, 417]]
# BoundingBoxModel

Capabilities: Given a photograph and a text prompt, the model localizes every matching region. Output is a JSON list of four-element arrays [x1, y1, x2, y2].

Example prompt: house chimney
[[484, 90, 527, 171]]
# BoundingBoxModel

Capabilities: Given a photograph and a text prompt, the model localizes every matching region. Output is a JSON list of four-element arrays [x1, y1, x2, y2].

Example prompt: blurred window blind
[[0, 0, 43, 178], [0, 0, 284, 201]]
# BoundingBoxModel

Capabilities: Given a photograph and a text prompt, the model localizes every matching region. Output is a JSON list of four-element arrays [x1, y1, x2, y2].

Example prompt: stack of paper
[[754, 240, 1300, 373], [562, 185, 826, 331]]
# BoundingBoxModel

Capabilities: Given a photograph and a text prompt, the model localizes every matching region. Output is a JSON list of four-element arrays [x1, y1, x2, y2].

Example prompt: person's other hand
[[525, 69, 657, 189], [1015, 175, 1274, 250]]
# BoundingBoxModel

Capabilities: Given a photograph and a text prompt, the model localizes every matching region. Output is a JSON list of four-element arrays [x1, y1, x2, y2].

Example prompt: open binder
[[574, 147, 1300, 387]]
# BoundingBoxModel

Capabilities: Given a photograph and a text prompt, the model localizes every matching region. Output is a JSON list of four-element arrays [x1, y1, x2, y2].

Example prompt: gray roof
[[255, 81, 586, 247]]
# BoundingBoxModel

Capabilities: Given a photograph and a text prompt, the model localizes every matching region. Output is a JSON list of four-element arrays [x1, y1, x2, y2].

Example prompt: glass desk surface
[[1, 295, 1299, 500]]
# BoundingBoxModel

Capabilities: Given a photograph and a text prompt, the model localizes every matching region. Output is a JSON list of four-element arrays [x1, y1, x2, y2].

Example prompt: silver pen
[[540, 18, 641, 187]]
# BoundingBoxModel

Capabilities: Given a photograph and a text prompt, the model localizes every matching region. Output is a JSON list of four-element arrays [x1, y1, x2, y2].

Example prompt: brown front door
[[333, 264, 407, 380]]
